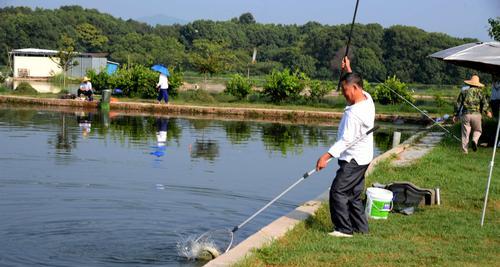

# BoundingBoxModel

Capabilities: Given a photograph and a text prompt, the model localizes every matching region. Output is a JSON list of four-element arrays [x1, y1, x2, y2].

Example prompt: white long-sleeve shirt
[[328, 91, 375, 165], [157, 74, 169, 89]]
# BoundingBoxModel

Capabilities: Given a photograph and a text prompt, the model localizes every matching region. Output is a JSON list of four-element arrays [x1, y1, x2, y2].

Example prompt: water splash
[[176, 234, 221, 260]]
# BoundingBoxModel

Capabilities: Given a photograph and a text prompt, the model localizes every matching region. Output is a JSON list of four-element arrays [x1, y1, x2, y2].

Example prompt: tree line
[[0, 5, 495, 84]]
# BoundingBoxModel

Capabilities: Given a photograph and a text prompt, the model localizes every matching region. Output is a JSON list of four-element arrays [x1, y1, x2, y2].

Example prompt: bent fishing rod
[[336, 0, 361, 91], [373, 79, 461, 142], [230, 125, 379, 236]]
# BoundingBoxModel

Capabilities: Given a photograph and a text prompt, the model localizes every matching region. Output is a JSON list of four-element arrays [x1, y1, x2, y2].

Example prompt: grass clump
[[14, 82, 38, 95], [179, 89, 216, 103]]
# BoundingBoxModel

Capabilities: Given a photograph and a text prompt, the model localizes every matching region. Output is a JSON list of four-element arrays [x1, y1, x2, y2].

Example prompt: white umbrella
[[430, 41, 500, 226], [429, 41, 500, 74]]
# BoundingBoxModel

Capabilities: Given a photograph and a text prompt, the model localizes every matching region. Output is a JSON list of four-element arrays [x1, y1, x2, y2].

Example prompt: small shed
[[9, 48, 111, 79], [106, 61, 120, 75]]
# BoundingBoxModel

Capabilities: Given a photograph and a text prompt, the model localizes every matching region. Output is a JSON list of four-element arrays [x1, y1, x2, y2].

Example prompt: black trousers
[[491, 100, 500, 119], [329, 159, 369, 234], [77, 89, 93, 101]]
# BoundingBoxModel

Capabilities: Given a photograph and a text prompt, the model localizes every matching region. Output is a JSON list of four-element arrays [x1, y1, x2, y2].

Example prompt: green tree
[[76, 23, 109, 52], [373, 76, 414, 105], [239, 13, 256, 24], [189, 39, 235, 83], [488, 17, 500, 41], [307, 80, 332, 102], [225, 74, 253, 99], [355, 47, 386, 81], [50, 34, 79, 90], [263, 69, 309, 103]]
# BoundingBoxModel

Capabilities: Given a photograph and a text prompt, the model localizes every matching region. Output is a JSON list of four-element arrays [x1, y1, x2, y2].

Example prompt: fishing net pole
[[180, 126, 379, 261]]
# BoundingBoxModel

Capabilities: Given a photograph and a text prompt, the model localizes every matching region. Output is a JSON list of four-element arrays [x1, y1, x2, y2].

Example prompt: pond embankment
[[0, 95, 427, 125], [204, 130, 433, 267]]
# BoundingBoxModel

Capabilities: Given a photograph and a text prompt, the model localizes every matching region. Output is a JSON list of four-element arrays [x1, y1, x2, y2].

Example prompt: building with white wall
[[9, 48, 110, 79]]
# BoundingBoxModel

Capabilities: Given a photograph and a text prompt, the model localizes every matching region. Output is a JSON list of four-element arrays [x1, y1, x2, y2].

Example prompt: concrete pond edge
[[204, 130, 429, 267], [0, 95, 427, 124]]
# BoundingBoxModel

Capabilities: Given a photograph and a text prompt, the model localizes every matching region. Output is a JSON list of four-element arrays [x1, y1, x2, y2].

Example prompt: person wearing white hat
[[78, 76, 93, 101], [453, 75, 492, 154]]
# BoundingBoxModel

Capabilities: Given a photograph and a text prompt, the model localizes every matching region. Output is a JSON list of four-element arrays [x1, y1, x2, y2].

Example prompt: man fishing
[[316, 57, 375, 237]]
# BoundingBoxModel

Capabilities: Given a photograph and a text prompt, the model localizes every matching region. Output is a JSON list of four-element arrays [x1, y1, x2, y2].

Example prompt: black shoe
[[472, 141, 478, 152]]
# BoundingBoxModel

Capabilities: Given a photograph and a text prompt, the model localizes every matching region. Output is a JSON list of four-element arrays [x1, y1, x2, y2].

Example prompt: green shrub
[[100, 65, 183, 99], [0, 72, 5, 83], [307, 80, 332, 102], [167, 68, 183, 98], [86, 69, 110, 93], [225, 74, 252, 99], [14, 82, 37, 94], [108, 64, 157, 98], [434, 93, 447, 107], [363, 79, 375, 95], [181, 89, 215, 103], [373, 76, 413, 105], [263, 69, 309, 103]]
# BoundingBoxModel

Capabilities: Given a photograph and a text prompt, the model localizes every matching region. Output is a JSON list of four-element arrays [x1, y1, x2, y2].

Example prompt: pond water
[[0, 107, 420, 267]]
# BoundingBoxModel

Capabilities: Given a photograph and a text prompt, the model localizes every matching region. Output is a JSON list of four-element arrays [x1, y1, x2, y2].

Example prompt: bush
[[181, 89, 215, 103], [94, 65, 183, 99], [108, 65, 158, 98], [363, 79, 375, 95], [263, 69, 309, 103], [434, 93, 447, 107], [307, 80, 332, 102], [167, 69, 183, 98], [225, 74, 252, 99], [86, 69, 111, 93], [0, 72, 5, 83], [372, 76, 413, 105], [14, 82, 37, 94]]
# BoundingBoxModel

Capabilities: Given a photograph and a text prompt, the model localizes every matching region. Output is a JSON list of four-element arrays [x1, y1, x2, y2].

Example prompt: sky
[[1, 0, 499, 41]]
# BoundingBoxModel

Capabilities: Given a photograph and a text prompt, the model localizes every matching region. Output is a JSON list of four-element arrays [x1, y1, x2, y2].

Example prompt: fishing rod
[[373, 78, 461, 142], [336, 0, 361, 91], [195, 126, 379, 256]]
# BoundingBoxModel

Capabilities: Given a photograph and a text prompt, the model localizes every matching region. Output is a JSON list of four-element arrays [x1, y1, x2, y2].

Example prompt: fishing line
[[373, 78, 461, 142]]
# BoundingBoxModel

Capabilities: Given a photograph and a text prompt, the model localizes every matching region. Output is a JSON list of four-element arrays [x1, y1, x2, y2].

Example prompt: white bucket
[[365, 187, 393, 220]]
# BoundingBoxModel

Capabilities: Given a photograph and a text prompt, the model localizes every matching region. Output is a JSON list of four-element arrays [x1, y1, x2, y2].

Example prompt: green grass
[[183, 71, 267, 87], [408, 83, 460, 97], [235, 128, 500, 267]]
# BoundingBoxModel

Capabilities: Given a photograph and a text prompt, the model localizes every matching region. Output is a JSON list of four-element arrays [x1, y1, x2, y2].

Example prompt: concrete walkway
[[392, 132, 445, 167], [203, 130, 445, 267]]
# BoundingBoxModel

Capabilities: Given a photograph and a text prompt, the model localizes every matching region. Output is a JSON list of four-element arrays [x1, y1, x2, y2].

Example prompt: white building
[[9, 48, 109, 79]]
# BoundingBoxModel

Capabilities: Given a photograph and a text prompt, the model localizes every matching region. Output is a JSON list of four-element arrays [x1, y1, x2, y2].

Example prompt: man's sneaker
[[472, 141, 478, 152], [328, 231, 353, 238]]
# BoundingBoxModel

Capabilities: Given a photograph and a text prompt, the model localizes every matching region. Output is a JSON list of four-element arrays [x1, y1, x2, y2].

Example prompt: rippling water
[[0, 108, 420, 266]]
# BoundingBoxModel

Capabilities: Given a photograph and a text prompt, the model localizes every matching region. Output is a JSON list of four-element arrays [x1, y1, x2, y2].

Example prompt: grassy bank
[[0, 88, 454, 117], [235, 130, 499, 266]]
